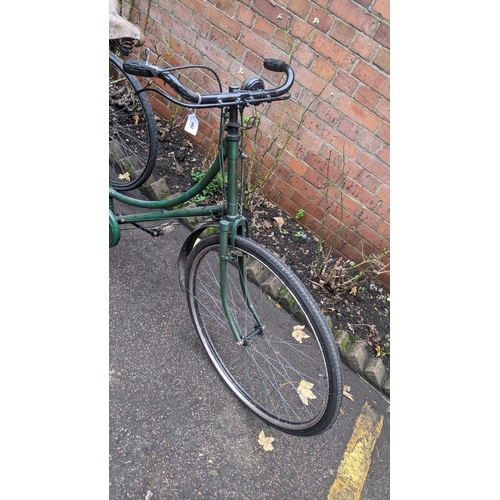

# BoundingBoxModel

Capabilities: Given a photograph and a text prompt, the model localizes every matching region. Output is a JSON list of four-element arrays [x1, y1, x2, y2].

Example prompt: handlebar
[[122, 58, 294, 109]]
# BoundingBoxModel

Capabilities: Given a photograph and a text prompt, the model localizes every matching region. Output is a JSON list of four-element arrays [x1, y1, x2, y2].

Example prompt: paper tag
[[184, 113, 199, 136]]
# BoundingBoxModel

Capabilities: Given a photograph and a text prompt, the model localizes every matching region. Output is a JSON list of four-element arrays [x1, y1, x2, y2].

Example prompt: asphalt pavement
[[109, 218, 390, 499]]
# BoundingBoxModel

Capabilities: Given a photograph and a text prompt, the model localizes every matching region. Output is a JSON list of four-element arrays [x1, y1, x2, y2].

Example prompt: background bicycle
[[109, 0, 158, 191]]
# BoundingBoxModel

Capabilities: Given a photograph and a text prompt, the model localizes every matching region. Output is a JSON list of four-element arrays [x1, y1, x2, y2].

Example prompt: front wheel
[[184, 235, 343, 436]]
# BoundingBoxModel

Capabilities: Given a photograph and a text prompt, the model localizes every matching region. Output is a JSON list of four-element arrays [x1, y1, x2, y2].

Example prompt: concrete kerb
[[138, 177, 390, 399]]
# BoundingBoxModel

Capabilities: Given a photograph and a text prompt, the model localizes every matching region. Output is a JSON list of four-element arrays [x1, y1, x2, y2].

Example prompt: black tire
[[185, 235, 343, 436], [109, 51, 158, 191]]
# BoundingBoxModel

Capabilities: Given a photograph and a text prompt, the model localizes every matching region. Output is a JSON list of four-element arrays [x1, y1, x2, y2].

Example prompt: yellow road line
[[327, 401, 384, 500]]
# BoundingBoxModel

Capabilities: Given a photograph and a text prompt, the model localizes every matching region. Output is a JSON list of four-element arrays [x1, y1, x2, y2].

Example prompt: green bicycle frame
[[109, 103, 260, 343]]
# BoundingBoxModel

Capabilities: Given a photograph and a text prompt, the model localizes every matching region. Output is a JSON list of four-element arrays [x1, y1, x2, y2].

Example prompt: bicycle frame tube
[[109, 143, 226, 223]]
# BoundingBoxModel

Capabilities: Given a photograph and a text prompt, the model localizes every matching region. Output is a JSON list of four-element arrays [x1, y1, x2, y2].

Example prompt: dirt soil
[[151, 124, 390, 370]]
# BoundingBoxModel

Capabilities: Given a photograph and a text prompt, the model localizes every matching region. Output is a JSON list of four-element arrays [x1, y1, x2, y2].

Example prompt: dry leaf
[[350, 285, 357, 296], [258, 430, 275, 451], [273, 216, 285, 229], [342, 385, 354, 401], [118, 172, 131, 181], [291, 325, 310, 343], [297, 380, 316, 405], [374, 345, 381, 357]]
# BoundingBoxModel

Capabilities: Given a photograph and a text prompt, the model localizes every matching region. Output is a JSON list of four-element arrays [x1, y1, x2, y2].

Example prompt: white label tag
[[184, 113, 199, 136]]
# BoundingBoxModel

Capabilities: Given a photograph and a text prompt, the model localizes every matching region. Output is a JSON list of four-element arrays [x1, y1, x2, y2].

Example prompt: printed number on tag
[[184, 113, 199, 136]]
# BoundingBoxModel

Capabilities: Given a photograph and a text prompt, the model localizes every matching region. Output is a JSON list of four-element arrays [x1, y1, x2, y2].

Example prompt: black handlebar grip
[[263, 59, 289, 73], [123, 60, 156, 77]]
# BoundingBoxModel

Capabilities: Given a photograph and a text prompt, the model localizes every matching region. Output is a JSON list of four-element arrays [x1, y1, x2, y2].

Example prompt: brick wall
[[121, 0, 390, 289]]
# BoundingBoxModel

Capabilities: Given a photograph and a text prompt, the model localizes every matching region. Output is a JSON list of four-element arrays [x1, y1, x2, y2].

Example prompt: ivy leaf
[[292, 325, 310, 343], [297, 380, 316, 405], [258, 430, 275, 451]]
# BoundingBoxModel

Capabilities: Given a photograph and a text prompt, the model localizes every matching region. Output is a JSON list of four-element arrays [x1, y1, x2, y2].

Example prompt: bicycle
[[109, 1, 158, 191], [109, 56, 343, 436]]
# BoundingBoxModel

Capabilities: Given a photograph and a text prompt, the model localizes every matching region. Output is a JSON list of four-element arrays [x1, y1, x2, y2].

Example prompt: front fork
[[218, 98, 262, 343]]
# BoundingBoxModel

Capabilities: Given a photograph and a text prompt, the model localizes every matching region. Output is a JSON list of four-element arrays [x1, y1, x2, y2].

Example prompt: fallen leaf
[[118, 172, 131, 181], [291, 325, 310, 343], [297, 380, 317, 405], [350, 285, 357, 296], [258, 430, 275, 451], [273, 216, 285, 229], [374, 345, 381, 357], [342, 385, 354, 401]]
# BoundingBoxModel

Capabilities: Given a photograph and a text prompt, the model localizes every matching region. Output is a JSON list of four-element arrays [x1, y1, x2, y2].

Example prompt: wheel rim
[[187, 238, 336, 432]]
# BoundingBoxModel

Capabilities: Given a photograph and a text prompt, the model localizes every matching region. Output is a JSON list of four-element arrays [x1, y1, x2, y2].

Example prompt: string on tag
[[184, 93, 202, 136]]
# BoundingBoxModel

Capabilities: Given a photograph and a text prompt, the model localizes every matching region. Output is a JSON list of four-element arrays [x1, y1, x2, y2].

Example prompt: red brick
[[337, 117, 361, 141], [190, 14, 211, 37], [290, 189, 311, 210], [311, 57, 337, 83], [328, 0, 379, 36], [376, 184, 390, 204], [309, 7, 336, 35], [358, 207, 381, 229], [272, 177, 294, 198], [292, 44, 315, 68], [204, 5, 241, 38], [148, 4, 165, 24], [373, 22, 390, 49], [310, 32, 356, 71], [157, 0, 174, 12], [288, 156, 309, 176], [357, 153, 389, 184], [252, 0, 287, 24], [330, 20, 356, 47], [376, 220, 390, 239], [213, 0, 237, 15], [352, 60, 390, 100], [373, 47, 390, 75], [350, 32, 378, 61], [235, 3, 255, 28], [375, 201, 389, 221], [355, 223, 389, 254], [320, 128, 360, 160], [336, 95, 381, 132], [357, 130, 383, 154], [356, 170, 382, 195], [288, 0, 311, 19], [354, 85, 381, 111], [209, 27, 228, 48], [254, 16, 276, 42], [375, 121, 390, 144], [343, 179, 379, 208], [374, 98, 390, 122], [173, 1, 194, 24], [332, 70, 358, 96], [373, 0, 390, 22], [180, 0, 206, 15], [226, 38, 247, 61], [317, 101, 341, 125], [377, 144, 390, 165]]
